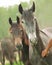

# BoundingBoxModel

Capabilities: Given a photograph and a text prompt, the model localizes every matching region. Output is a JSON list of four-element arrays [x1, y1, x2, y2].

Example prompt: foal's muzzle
[[16, 44, 23, 50]]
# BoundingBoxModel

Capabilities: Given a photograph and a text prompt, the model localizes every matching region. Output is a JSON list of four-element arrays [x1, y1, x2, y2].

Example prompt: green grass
[[5, 61, 23, 65], [0, 61, 24, 65]]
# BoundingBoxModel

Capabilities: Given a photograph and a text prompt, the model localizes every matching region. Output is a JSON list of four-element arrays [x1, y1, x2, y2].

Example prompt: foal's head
[[19, 2, 35, 33], [9, 16, 24, 46]]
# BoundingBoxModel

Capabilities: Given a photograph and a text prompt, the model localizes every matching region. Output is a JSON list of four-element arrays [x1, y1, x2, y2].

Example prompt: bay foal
[[9, 16, 31, 65]]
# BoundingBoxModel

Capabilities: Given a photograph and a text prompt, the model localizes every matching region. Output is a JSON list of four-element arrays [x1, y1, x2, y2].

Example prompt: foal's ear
[[9, 17, 12, 25], [16, 16, 20, 24], [18, 4, 23, 14], [30, 2, 35, 12]]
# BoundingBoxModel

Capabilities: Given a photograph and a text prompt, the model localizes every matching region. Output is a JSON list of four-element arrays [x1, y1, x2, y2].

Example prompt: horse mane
[[18, 24, 29, 64], [35, 19, 45, 55], [40, 30, 49, 37], [22, 32, 29, 63]]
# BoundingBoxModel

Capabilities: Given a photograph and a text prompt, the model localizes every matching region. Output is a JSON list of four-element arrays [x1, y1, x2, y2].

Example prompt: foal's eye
[[10, 30, 12, 33], [11, 31, 12, 33], [20, 30, 23, 32]]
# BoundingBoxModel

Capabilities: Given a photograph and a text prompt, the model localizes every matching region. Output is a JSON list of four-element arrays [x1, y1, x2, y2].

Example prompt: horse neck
[[22, 31, 29, 46], [22, 31, 29, 54]]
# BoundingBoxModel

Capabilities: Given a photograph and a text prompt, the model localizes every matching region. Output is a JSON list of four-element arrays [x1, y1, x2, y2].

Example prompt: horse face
[[19, 2, 35, 33], [9, 16, 23, 46]]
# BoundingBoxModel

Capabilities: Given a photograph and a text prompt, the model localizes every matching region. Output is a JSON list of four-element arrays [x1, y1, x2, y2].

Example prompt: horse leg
[[9, 58, 13, 65], [28, 60, 32, 65], [10, 60, 13, 65], [2, 54, 5, 65], [25, 60, 32, 65], [14, 56, 18, 64]]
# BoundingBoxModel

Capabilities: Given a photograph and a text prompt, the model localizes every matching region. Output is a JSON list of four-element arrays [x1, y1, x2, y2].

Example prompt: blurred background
[[0, 0, 52, 39]]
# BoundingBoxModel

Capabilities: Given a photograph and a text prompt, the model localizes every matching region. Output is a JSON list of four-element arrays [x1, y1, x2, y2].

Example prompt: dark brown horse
[[9, 16, 31, 65]]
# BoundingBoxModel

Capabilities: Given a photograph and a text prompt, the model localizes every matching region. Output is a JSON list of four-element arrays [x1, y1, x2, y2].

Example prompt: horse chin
[[16, 44, 23, 50]]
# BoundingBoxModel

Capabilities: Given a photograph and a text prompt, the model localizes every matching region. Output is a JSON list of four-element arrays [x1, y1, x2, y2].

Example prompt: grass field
[[5, 61, 23, 65], [0, 61, 23, 65]]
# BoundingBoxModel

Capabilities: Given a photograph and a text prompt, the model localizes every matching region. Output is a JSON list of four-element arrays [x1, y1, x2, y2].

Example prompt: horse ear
[[19, 4, 23, 14], [30, 2, 35, 12], [9, 17, 12, 25], [16, 16, 20, 24]]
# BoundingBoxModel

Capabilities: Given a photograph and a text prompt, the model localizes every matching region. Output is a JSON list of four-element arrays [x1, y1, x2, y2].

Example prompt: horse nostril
[[16, 44, 23, 50]]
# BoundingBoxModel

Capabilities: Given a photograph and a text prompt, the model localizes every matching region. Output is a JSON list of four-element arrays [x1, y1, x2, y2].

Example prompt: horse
[[42, 27, 52, 38], [18, 2, 52, 65], [0, 37, 18, 65], [0, 17, 25, 65], [41, 27, 52, 57], [18, 1, 48, 42], [29, 20, 52, 65], [9, 16, 31, 65]]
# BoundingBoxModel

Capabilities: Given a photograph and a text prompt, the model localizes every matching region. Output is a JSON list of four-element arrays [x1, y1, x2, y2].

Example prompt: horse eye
[[10, 30, 12, 33], [11, 31, 12, 33], [20, 30, 23, 32], [22, 21, 24, 23]]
